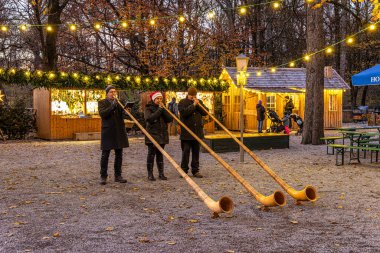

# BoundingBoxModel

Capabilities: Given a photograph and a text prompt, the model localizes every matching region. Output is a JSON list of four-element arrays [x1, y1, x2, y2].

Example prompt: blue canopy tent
[[352, 64, 380, 86]]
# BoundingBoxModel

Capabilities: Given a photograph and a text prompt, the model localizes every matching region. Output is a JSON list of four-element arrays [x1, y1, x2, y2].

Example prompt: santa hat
[[150, 91, 163, 101]]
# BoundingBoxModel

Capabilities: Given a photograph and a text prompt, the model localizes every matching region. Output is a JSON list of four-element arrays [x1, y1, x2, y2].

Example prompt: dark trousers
[[147, 144, 165, 166], [181, 140, 200, 174], [258, 120, 264, 133], [100, 149, 123, 178]]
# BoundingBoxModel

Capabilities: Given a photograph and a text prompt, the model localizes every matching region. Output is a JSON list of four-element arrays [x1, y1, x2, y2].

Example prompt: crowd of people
[[97, 86, 208, 185]]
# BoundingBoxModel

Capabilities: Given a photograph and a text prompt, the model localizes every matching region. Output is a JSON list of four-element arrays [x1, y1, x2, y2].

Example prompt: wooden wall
[[50, 116, 101, 139], [33, 88, 51, 139], [324, 90, 343, 129]]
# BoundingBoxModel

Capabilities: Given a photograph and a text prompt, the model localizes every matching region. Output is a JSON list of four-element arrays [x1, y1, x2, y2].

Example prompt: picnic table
[[335, 131, 380, 164], [336, 126, 380, 132]]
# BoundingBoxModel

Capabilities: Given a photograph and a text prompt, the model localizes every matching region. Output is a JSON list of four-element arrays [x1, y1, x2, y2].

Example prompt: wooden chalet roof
[[221, 67, 350, 91]]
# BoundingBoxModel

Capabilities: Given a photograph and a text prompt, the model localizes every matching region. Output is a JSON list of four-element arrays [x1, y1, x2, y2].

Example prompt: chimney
[[324, 66, 333, 79]]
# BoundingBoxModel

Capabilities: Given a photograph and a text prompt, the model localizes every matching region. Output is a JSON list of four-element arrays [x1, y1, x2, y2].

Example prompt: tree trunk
[[360, 86, 368, 106], [302, 3, 325, 145]]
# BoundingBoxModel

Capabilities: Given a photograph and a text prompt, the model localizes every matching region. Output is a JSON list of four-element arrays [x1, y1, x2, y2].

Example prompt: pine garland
[[0, 68, 229, 92]]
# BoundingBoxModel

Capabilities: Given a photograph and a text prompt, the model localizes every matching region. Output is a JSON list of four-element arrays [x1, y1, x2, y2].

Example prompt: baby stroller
[[290, 113, 303, 135], [266, 109, 285, 133]]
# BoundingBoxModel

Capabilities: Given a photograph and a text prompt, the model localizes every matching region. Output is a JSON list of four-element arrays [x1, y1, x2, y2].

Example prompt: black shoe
[[193, 172, 204, 178], [115, 176, 127, 183], [159, 174, 168, 180], [100, 177, 107, 185], [148, 174, 156, 181]]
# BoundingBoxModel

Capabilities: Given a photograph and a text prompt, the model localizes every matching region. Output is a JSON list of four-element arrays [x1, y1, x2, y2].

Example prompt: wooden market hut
[[220, 66, 350, 131], [33, 88, 106, 140]]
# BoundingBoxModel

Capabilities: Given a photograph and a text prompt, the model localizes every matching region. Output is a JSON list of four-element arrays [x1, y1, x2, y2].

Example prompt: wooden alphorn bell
[[197, 102, 317, 204]]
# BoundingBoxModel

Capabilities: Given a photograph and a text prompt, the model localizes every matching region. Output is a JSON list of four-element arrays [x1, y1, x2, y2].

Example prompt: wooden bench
[[320, 136, 345, 154], [74, 132, 101, 141], [327, 144, 380, 166]]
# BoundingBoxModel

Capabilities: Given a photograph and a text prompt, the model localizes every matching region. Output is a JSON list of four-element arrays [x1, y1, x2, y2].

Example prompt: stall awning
[[352, 64, 380, 86], [248, 87, 304, 93]]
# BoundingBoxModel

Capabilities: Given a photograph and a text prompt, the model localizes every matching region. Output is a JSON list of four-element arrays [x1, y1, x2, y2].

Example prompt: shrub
[[0, 98, 36, 140]]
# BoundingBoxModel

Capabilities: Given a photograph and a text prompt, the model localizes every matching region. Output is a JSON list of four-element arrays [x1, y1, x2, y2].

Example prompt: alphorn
[[197, 103, 317, 203], [116, 98, 234, 217], [162, 104, 286, 207]]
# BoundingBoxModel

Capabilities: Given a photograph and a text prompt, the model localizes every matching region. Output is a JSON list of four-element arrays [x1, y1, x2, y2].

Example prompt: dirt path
[[0, 134, 379, 253]]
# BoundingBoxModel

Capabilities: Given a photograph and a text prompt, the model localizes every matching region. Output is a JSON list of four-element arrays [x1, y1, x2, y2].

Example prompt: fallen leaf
[[168, 216, 175, 220], [225, 250, 235, 253], [42, 236, 50, 240], [13, 221, 27, 225], [138, 237, 150, 243], [105, 227, 114, 231], [188, 219, 199, 223], [290, 220, 298, 224], [337, 206, 343, 209], [166, 241, 176, 245], [53, 232, 60, 237]]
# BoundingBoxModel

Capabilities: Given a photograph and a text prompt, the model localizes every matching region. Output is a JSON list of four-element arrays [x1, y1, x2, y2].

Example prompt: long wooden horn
[[197, 103, 317, 203], [116, 99, 233, 217], [162, 104, 285, 207]]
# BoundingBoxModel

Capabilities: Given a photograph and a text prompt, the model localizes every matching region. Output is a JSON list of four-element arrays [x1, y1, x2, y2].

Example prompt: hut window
[[266, 95, 276, 111], [329, 94, 337, 111]]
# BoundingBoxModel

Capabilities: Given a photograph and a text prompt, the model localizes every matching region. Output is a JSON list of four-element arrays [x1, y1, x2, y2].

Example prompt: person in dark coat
[[178, 87, 208, 178], [98, 85, 129, 185], [144, 91, 173, 181], [256, 100, 265, 133], [284, 96, 295, 128]]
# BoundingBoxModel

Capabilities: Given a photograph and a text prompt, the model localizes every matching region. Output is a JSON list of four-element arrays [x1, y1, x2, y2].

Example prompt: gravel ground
[[0, 131, 379, 253]]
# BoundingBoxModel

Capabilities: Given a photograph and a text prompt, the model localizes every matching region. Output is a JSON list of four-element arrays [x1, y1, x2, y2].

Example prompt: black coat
[[284, 99, 294, 114], [144, 101, 173, 145], [98, 99, 129, 150], [178, 97, 208, 140], [256, 104, 265, 121]]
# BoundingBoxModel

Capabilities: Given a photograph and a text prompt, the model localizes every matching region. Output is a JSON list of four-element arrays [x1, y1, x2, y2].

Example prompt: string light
[[69, 24, 77, 31], [207, 11, 216, 19], [46, 25, 53, 32], [346, 37, 354, 44], [239, 7, 247, 15], [270, 67, 276, 73], [272, 2, 280, 9], [369, 24, 376, 31], [256, 71, 262, 76], [178, 16, 186, 23], [303, 55, 310, 61], [94, 23, 102, 30], [149, 19, 156, 26], [20, 24, 28, 31], [1, 26, 8, 32], [289, 62, 295, 67], [121, 21, 128, 28], [326, 47, 333, 54], [48, 73, 55, 79]]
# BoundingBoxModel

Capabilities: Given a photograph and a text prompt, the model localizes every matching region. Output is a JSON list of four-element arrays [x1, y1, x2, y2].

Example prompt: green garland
[[0, 68, 229, 92]]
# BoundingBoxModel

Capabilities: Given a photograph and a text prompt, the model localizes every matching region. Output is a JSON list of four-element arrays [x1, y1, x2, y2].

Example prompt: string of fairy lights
[[0, 0, 378, 84]]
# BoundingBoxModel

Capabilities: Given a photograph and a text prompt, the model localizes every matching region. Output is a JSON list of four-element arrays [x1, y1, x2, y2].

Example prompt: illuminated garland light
[[0, 68, 228, 92], [46, 25, 53, 32], [1, 26, 8, 32], [121, 21, 128, 28], [289, 62, 295, 67], [256, 71, 262, 77], [303, 55, 310, 61], [270, 67, 276, 73], [326, 47, 333, 54], [149, 19, 156, 26], [178, 16, 186, 23]]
